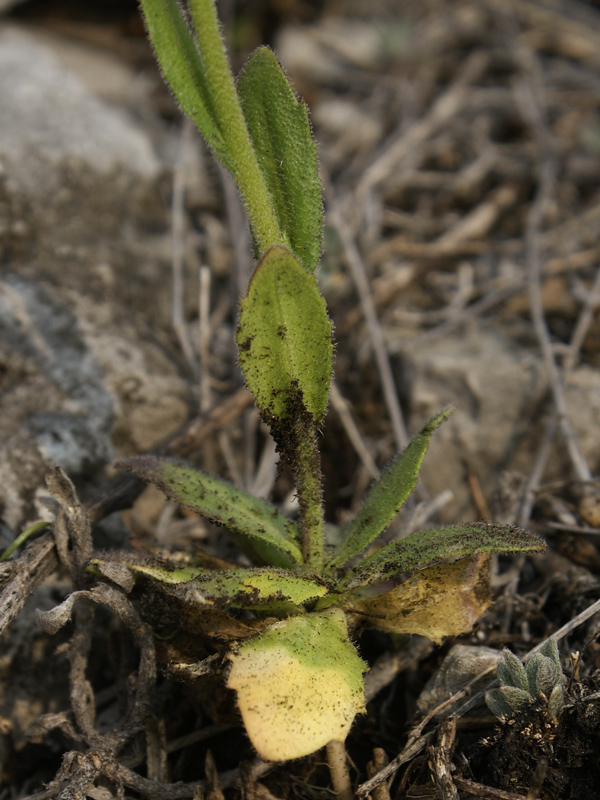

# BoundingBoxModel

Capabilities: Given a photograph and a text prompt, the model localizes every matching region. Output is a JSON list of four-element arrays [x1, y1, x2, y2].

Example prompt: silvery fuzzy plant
[[486, 640, 565, 722], [89, 0, 544, 764]]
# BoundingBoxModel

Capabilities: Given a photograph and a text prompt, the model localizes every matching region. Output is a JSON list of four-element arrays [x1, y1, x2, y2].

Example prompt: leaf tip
[[423, 405, 455, 435]]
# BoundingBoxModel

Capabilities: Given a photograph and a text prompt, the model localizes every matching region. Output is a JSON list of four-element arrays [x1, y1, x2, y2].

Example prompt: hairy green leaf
[[236, 245, 332, 428], [227, 609, 367, 760], [527, 654, 557, 698], [92, 560, 204, 585], [485, 688, 515, 719], [139, 0, 231, 168], [328, 409, 453, 570], [539, 638, 562, 677], [498, 649, 529, 691], [486, 686, 531, 717], [232, 537, 298, 570], [548, 684, 564, 720], [237, 47, 322, 273], [118, 456, 302, 564], [339, 523, 544, 590], [122, 565, 329, 609]]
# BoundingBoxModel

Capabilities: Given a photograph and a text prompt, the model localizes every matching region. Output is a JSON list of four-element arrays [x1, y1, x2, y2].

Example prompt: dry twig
[[326, 193, 409, 452], [428, 718, 459, 800]]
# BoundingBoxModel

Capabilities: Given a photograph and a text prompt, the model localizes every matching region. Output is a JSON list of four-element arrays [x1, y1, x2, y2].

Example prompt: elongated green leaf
[[139, 0, 231, 168], [231, 536, 298, 570], [121, 565, 329, 609], [339, 523, 544, 590], [236, 245, 332, 427], [94, 560, 204, 585], [227, 609, 367, 760], [328, 409, 453, 570], [88, 558, 272, 641], [118, 456, 302, 564], [237, 47, 322, 274]]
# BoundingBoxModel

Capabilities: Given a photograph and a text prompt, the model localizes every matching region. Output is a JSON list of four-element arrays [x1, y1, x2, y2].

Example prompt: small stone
[[417, 644, 504, 717]]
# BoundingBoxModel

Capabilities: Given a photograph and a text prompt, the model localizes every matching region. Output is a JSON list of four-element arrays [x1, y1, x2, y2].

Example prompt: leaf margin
[[328, 408, 454, 571], [339, 523, 545, 590], [237, 46, 323, 274]]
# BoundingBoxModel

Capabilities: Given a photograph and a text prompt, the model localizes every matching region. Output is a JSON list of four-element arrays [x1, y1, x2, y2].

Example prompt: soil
[[2, 0, 600, 799]]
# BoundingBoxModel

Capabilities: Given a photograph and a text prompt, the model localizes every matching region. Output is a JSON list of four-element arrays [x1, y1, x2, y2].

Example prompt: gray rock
[[406, 323, 548, 520], [0, 0, 28, 13], [403, 322, 600, 521], [0, 274, 190, 529], [416, 644, 503, 717], [564, 364, 600, 471], [0, 25, 158, 198], [0, 24, 169, 319], [0, 26, 192, 531], [0, 275, 114, 473]]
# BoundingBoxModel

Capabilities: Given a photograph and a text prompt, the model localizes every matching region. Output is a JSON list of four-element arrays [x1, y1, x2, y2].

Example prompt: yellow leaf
[[353, 555, 491, 644], [227, 609, 366, 761]]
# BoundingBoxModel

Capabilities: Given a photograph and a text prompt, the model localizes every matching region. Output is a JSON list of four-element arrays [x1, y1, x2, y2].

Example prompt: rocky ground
[[2, 0, 600, 798]]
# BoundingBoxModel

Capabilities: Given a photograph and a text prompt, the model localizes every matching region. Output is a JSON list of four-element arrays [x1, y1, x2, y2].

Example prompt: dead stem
[[564, 265, 600, 371], [199, 264, 213, 411], [326, 193, 409, 453], [453, 775, 528, 799], [525, 758, 548, 800], [366, 749, 391, 800], [517, 43, 592, 483], [364, 638, 434, 704], [428, 718, 459, 800], [326, 740, 353, 800], [355, 51, 489, 197], [330, 380, 379, 480], [172, 117, 199, 378]]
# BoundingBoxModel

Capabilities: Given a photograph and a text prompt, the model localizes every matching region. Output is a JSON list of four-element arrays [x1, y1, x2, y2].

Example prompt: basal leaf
[[132, 566, 329, 609], [139, 0, 231, 168], [96, 560, 204, 585], [328, 409, 453, 570], [88, 557, 201, 590], [339, 523, 544, 590], [118, 456, 303, 565], [237, 47, 322, 274], [351, 555, 491, 644], [236, 245, 332, 427], [227, 609, 367, 760], [232, 537, 298, 570]]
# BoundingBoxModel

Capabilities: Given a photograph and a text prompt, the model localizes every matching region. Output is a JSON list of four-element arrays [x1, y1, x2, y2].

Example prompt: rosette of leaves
[[104, 413, 543, 762], [486, 640, 565, 721], [86, 0, 547, 763]]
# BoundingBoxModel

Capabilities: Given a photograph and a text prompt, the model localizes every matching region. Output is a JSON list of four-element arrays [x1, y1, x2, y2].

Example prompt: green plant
[[486, 641, 564, 721], [89, 0, 544, 763]]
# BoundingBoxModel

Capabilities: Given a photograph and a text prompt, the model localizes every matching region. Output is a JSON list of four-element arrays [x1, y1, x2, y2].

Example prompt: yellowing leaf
[[227, 609, 367, 761], [103, 563, 329, 610], [106, 562, 204, 584], [340, 524, 543, 590], [352, 555, 491, 644]]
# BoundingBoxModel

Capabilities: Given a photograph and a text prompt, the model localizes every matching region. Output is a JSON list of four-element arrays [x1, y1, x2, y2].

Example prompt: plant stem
[[0, 520, 49, 561], [326, 740, 353, 800], [292, 421, 324, 571], [188, 0, 282, 255]]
